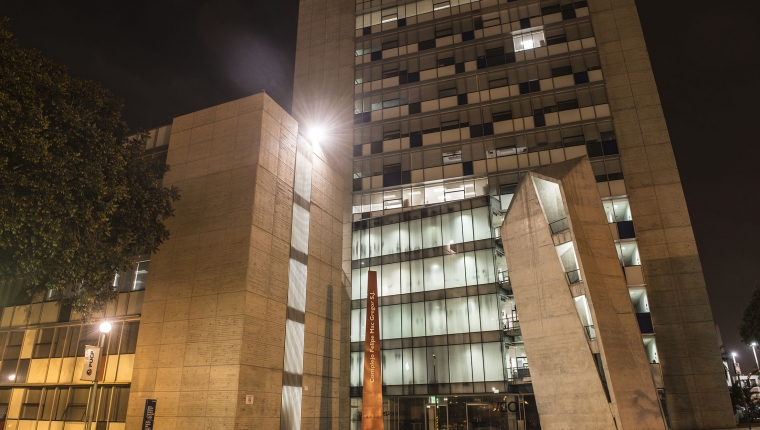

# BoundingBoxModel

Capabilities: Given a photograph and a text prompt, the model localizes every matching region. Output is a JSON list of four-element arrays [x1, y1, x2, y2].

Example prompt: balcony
[[565, 269, 582, 284], [503, 316, 520, 334], [507, 365, 531, 383], [549, 217, 569, 234], [584, 324, 596, 340]]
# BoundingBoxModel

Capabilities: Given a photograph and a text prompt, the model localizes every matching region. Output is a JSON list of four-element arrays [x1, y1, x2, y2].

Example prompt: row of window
[[354, 120, 615, 172], [356, 0, 484, 27], [0, 386, 128, 422], [355, 70, 604, 126], [353, 178, 490, 214], [351, 294, 509, 341], [349, 343, 510, 386], [0, 322, 139, 363], [353, 90, 609, 155], [352, 207, 493, 258], [350, 249, 506, 300]]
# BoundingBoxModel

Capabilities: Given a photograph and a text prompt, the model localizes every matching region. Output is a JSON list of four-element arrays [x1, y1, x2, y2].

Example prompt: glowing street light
[[751, 343, 759, 371], [307, 125, 326, 143], [99, 321, 112, 333], [85, 321, 112, 428]]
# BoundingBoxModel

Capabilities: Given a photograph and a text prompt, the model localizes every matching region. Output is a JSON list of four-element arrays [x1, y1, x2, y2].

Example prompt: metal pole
[[433, 353, 438, 430], [84, 332, 105, 429], [752, 344, 759, 371]]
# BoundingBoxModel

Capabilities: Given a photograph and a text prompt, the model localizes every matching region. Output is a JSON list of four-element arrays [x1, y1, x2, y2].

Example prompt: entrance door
[[466, 403, 496, 430], [426, 404, 448, 430]]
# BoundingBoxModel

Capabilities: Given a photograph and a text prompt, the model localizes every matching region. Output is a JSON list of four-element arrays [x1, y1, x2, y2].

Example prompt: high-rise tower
[[299, 0, 736, 428]]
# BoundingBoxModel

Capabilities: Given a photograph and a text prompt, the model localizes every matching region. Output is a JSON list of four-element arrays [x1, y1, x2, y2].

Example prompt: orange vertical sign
[[362, 271, 384, 429]]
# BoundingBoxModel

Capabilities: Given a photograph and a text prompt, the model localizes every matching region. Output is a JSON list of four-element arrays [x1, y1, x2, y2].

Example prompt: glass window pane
[[421, 215, 442, 249], [352, 269, 361, 300], [411, 302, 426, 337], [410, 260, 424, 293], [369, 227, 382, 257], [413, 347, 428, 384], [110, 387, 130, 422], [467, 297, 481, 332], [471, 344, 485, 382], [120, 322, 140, 355], [382, 349, 404, 385], [475, 249, 496, 284], [382, 305, 402, 339], [381, 263, 401, 296], [446, 298, 469, 334], [472, 206, 492, 240], [444, 253, 466, 289], [351, 309, 363, 342], [400, 261, 411, 294], [479, 295, 500, 331], [350, 352, 364, 387], [399, 221, 411, 252], [132, 261, 149, 291], [401, 304, 412, 338], [425, 300, 447, 336], [409, 219, 423, 251], [402, 348, 414, 385], [448, 344, 473, 383], [427, 346, 449, 383], [482, 342, 504, 381], [352, 231, 362, 260], [461, 210, 474, 242], [464, 252, 478, 286], [382, 224, 400, 255], [441, 212, 463, 245], [423, 257, 444, 291]]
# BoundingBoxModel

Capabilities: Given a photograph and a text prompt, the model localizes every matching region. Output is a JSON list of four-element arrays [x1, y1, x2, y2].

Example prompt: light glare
[[100, 322, 112, 333], [308, 126, 326, 143]]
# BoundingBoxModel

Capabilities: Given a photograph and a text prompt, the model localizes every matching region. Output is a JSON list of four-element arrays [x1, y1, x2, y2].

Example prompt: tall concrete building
[[0, 0, 736, 429], [292, 0, 735, 428]]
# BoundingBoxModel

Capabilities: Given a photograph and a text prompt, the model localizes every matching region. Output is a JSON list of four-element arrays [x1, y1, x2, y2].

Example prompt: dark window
[[21, 388, 42, 420], [408, 102, 421, 115], [561, 9, 577, 20], [457, 94, 468, 105], [110, 387, 130, 422], [557, 99, 579, 111], [0, 388, 10, 420], [371, 51, 382, 61], [60, 387, 90, 421], [33, 328, 55, 359], [636, 313, 654, 334], [602, 140, 619, 155], [617, 221, 636, 240], [440, 119, 460, 131], [586, 142, 603, 157], [528, 80, 541, 93], [574, 71, 590, 84], [4, 331, 23, 360], [462, 161, 474, 176], [462, 31, 475, 41], [370, 141, 383, 154], [551, 65, 573, 77], [120, 322, 140, 355], [546, 34, 567, 46], [353, 145, 363, 157], [77, 325, 99, 357], [418, 39, 436, 51], [437, 56, 455, 67], [534, 114, 546, 128], [493, 111, 512, 123], [40, 388, 55, 421], [439, 87, 457, 98]]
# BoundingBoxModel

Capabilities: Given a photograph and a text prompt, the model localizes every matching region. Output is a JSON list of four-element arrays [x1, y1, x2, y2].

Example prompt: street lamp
[[751, 343, 759, 371], [85, 321, 112, 428]]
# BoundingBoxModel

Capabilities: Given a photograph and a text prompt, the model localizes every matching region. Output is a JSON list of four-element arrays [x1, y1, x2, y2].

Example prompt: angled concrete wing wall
[[501, 156, 665, 430]]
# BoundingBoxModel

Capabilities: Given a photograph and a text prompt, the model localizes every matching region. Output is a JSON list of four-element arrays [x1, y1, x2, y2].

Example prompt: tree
[[740, 282, 760, 346], [0, 19, 179, 317]]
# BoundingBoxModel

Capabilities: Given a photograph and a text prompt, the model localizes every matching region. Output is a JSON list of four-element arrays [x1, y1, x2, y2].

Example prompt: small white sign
[[80, 345, 101, 381], [245, 395, 254, 404]]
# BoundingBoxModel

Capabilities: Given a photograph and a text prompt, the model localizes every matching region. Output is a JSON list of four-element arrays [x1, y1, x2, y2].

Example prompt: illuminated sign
[[362, 271, 383, 429]]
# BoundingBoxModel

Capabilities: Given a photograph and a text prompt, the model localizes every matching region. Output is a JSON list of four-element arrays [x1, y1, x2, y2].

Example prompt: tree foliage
[[740, 282, 760, 345], [0, 19, 179, 317]]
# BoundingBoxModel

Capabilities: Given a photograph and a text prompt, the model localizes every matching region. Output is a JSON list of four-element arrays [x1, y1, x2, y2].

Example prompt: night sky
[[2, 1, 759, 369]]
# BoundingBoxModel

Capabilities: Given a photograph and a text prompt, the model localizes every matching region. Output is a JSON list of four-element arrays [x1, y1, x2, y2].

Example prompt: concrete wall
[[501, 163, 618, 430], [126, 93, 344, 430], [293, 0, 356, 428], [586, 1, 734, 427]]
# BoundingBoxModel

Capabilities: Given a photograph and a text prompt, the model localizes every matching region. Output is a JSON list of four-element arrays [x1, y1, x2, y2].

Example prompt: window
[[442, 150, 462, 165], [513, 31, 544, 52], [120, 322, 140, 355], [3, 331, 23, 360], [21, 388, 43, 420], [77, 325, 99, 356], [33, 328, 55, 359], [0, 389, 10, 421], [57, 387, 89, 421], [132, 260, 149, 291]]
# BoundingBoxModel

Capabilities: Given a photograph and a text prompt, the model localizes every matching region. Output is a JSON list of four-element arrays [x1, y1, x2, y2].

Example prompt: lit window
[[132, 261, 149, 291], [513, 31, 545, 52]]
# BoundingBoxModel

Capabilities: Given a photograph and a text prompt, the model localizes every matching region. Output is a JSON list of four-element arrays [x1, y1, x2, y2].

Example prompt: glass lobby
[[349, 196, 538, 429]]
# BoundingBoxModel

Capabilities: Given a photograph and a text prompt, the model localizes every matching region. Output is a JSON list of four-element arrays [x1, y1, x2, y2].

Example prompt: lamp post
[[432, 353, 438, 430], [85, 322, 111, 429], [751, 343, 759, 371]]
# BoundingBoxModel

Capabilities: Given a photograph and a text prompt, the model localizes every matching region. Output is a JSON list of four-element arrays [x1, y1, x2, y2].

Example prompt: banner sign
[[362, 271, 383, 429], [142, 399, 157, 430], [80, 345, 101, 381]]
